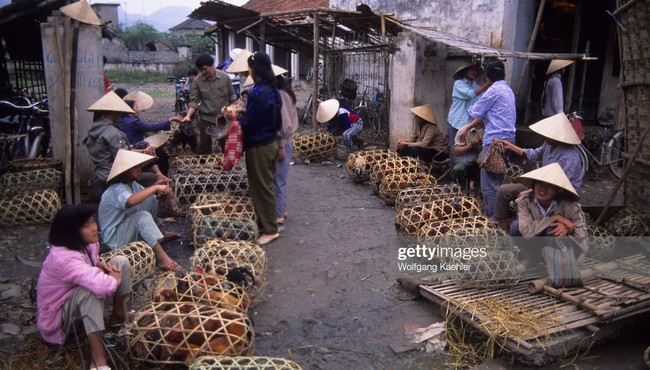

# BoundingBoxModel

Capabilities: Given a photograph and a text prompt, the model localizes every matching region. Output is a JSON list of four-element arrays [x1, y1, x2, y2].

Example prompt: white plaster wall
[[388, 32, 418, 146], [330, 0, 508, 47]]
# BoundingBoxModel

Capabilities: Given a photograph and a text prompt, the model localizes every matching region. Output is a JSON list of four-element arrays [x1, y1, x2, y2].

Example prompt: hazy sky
[[87, 0, 248, 15]]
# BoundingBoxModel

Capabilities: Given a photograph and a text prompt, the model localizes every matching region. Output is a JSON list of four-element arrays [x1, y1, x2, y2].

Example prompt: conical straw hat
[[546, 59, 574, 75], [143, 132, 170, 148], [60, 0, 103, 26], [518, 162, 579, 200], [226, 49, 253, 73], [316, 99, 340, 123], [242, 64, 288, 86], [529, 112, 581, 145], [123, 91, 154, 111], [409, 104, 436, 124], [453, 61, 477, 80], [107, 149, 155, 182], [87, 91, 135, 114]]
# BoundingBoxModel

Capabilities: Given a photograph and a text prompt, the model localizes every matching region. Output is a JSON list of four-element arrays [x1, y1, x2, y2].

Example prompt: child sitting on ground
[[316, 98, 363, 154]]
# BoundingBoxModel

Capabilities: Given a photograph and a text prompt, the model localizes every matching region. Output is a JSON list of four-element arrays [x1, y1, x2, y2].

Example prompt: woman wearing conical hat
[[447, 61, 491, 156], [396, 103, 448, 162], [83, 91, 168, 191], [495, 113, 584, 232], [510, 163, 587, 269], [117, 91, 173, 176], [542, 59, 574, 117], [98, 149, 181, 272]]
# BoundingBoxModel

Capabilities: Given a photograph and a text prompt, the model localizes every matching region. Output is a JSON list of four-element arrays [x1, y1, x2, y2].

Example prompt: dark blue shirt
[[240, 79, 281, 149], [116, 116, 171, 145]]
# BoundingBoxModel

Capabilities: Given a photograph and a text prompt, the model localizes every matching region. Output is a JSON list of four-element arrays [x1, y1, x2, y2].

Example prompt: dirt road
[[0, 82, 648, 369]]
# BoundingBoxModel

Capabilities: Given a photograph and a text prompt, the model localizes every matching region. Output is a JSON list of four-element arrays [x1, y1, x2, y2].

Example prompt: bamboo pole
[[70, 21, 80, 204], [53, 17, 72, 205], [312, 12, 320, 131]]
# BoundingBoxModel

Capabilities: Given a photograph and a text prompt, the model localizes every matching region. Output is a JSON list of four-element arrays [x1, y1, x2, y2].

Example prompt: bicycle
[[571, 112, 626, 179], [0, 96, 50, 172], [353, 82, 388, 145]]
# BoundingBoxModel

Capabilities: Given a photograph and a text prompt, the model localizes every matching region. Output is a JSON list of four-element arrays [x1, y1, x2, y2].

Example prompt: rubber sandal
[[256, 233, 280, 246]]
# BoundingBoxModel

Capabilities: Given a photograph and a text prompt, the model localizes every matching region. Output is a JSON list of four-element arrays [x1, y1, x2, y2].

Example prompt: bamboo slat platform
[[418, 254, 650, 366]]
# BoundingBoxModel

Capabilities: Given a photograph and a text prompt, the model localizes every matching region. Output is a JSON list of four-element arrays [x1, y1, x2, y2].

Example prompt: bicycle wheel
[[301, 95, 313, 125], [577, 144, 589, 175], [605, 131, 626, 179]]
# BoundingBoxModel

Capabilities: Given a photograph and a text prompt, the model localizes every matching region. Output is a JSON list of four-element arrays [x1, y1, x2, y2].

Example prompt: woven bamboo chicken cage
[[190, 356, 302, 370], [443, 228, 520, 289], [191, 240, 267, 303], [174, 169, 249, 204], [504, 163, 524, 184], [189, 195, 256, 223], [586, 225, 616, 261], [151, 272, 251, 313], [0, 189, 62, 226], [0, 168, 62, 196], [378, 172, 437, 205], [9, 158, 61, 172], [170, 154, 224, 169], [369, 157, 426, 194], [191, 216, 259, 246], [416, 216, 496, 239], [395, 196, 483, 236], [127, 302, 254, 365], [345, 149, 398, 183], [394, 183, 462, 210], [292, 132, 336, 160], [607, 213, 648, 237], [99, 241, 155, 285]]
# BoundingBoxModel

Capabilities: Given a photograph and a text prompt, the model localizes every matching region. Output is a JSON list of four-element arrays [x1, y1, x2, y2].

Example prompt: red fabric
[[103, 75, 112, 93], [222, 120, 243, 171]]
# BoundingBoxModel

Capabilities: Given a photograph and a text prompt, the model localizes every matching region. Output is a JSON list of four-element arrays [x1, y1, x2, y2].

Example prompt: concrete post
[[388, 31, 418, 147], [41, 12, 104, 190]]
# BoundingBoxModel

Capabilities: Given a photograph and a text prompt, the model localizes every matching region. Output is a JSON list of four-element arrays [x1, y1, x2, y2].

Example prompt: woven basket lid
[[546, 59, 574, 75], [226, 49, 254, 73], [518, 162, 579, 200], [316, 99, 340, 123], [87, 91, 134, 114], [60, 0, 102, 26], [107, 149, 155, 182], [453, 61, 477, 80], [123, 91, 154, 111], [242, 64, 288, 86], [529, 112, 581, 145], [409, 104, 436, 124], [143, 132, 170, 148]]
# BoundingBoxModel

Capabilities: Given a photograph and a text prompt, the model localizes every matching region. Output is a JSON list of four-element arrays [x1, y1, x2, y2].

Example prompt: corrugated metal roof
[[403, 25, 588, 61]]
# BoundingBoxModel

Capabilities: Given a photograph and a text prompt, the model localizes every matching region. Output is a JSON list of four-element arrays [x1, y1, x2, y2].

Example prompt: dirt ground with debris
[[0, 82, 648, 369]]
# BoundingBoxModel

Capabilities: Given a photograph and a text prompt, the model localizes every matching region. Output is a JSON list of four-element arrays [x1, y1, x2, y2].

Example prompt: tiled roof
[[242, 0, 328, 14], [170, 18, 211, 31]]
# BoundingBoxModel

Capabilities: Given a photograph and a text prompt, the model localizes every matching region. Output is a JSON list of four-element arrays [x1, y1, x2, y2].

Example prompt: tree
[[162, 32, 215, 55], [119, 22, 159, 51]]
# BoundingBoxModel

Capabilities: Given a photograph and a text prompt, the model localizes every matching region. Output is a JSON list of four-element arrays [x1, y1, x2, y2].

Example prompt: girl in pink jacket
[[37, 205, 132, 370]]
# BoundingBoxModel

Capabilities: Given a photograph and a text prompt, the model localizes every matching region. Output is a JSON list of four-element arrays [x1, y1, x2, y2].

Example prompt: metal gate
[[323, 47, 390, 146]]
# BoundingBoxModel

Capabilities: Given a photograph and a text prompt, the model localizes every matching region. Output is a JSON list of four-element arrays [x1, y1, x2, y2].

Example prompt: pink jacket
[[36, 242, 117, 344]]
